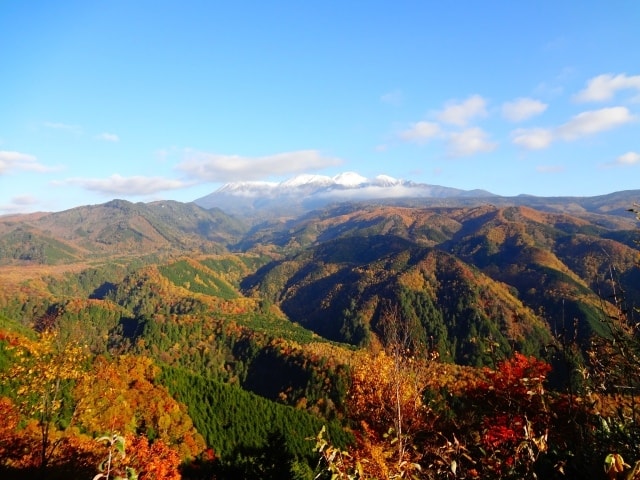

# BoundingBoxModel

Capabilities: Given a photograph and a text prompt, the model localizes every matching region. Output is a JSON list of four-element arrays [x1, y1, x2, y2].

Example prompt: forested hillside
[[0, 197, 639, 479]]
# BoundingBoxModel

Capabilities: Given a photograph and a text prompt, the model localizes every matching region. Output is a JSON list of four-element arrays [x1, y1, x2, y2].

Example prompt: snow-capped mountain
[[194, 172, 494, 217], [332, 172, 368, 187]]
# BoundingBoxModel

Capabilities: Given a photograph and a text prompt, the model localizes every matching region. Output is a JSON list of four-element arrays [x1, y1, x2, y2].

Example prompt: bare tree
[[379, 302, 425, 470]]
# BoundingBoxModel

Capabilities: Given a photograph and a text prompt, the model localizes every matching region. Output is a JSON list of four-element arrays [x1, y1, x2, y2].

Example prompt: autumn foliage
[[0, 330, 203, 479], [75, 354, 205, 459], [2, 200, 640, 479], [320, 350, 598, 479]]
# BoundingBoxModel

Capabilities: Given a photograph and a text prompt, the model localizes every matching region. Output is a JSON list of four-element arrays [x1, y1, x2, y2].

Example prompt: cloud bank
[[556, 107, 635, 140], [177, 150, 343, 182], [399, 121, 441, 143], [512, 107, 636, 150], [614, 151, 640, 166], [0, 195, 40, 215], [511, 128, 554, 150], [0, 151, 57, 174], [502, 98, 548, 122], [447, 128, 497, 157], [436, 94, 488, 126], [574, 73, 640, 102], [57, 174, 188, 196]]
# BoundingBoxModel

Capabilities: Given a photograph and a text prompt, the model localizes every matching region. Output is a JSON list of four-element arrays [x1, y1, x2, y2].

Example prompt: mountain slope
[[240, 203, 639, 364], [1, 194, 638, 369], [0, 199, 247, 264]]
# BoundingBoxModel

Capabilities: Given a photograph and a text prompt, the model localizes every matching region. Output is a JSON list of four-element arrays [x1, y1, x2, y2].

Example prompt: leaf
[[126, 468, 139, 480]]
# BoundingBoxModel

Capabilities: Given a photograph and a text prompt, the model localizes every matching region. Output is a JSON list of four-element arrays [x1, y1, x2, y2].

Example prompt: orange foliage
[[75, 355, 206, 460], [0, 403, 181, 479], [124, 434, 182, 480], [0, 399, 99, 475], [339, 352, 558, 479], [0, 397, 33, 469]]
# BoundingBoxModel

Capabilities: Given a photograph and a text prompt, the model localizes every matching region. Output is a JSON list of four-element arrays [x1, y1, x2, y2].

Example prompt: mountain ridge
[[0, 199, 246, 264], [194, 171, 494, 216], [194, 171, 640, 221]]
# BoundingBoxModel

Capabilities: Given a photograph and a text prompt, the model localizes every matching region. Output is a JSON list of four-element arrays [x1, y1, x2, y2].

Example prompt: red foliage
[[0, 397, 33, 468], [469, 353, 552, 477], [482, 414, 523, 449], [0, 398, 100, 476], [0, 330, 20, 346], [481, 352, 552, 400], [125, 434, 182, 480]]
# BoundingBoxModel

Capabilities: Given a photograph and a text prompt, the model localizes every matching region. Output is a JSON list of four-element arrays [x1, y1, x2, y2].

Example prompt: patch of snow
[[280, 174, 333, 188], [373, 174, 401, 186], [332, 172, 368, 187]]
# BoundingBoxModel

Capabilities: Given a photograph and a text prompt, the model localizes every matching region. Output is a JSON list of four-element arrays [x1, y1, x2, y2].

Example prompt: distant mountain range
[[1, 173, 638, 266], [194, 172, 494, 216], [194, 171, 640, 221]]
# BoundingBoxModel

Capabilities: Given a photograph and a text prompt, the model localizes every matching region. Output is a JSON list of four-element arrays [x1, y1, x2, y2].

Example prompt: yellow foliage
[[3, 330, 88, 418], [348, 350, 431, 442]]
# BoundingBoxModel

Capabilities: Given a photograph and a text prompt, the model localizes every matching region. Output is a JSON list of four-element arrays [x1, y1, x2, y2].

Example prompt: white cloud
[[11, 195, 38, 205], [96, 132, 120, 142], [447, 127, 497, 157], [43, 121, 83, 134], [380, 89, 404, 106], [0, 195, 40, 215], [437, 95, 488, 126], [556, 107, 635, 140], [536, 165, 565, 173], [177, 149, 343, 182], [574, 73, 640, 102], [0, 151, 57, 174], [502, 98, 548, 122], [399, 121, 441, 143], [512, 107, 636, 150], [511, 128, 554, 150], [615, 151, 640, 166], [57, 174, 188, 195], [315, 184, 434, 201]]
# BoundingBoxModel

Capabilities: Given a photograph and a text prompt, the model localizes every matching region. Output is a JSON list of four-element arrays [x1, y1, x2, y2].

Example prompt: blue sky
[[1, 1, 639, 214]]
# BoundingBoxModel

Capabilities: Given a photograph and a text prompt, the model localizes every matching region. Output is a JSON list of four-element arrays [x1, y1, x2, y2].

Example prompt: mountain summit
[[194, 172, 494, 216]]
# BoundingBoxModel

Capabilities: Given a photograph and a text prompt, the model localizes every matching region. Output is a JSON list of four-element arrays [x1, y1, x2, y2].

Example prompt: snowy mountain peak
[[218, 180, 278, 191], [216, 180, 279, 197], [280, 174, 333, 188], [373, 174, 401, 186], [195, 171, 494, 216], [332, 172, 368, 187]]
